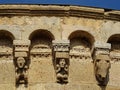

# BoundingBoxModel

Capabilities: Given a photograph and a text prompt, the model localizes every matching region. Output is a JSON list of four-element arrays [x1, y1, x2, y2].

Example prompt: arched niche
[[68, 30, 95, 83], [29, 29, 54, 50], [107, 34, 120, 62], [68, 30, 95, 60], [69, 30, 94, 49], [0, 31, 15, 84], [0, 30, 14, 54], [29, 29, 56, 83], [107, 34, 120, 51]]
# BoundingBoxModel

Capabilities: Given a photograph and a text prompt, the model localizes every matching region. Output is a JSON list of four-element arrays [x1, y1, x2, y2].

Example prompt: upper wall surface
[[0, 5, 119, 43]]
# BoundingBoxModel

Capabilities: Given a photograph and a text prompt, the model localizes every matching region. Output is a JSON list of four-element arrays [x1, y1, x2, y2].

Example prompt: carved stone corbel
[[15, 57, 28, 87], [13, 40, 30, 87], [92, 42, 111, 86], [52, 40, 70, 84]]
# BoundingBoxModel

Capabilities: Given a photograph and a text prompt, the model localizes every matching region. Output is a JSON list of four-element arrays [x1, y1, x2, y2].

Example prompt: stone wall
[[0, 5, 119, 90]]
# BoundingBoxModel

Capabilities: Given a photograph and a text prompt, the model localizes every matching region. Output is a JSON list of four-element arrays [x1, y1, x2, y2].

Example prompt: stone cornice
[[0, 5, 120, 21]]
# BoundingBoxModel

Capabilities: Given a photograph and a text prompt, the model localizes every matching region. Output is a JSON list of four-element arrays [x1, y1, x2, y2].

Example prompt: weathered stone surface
[[29, 57, 56, 83], [0, 60, 15, 84], [0, 84, 15, 90], [0, 4, 119, 90]]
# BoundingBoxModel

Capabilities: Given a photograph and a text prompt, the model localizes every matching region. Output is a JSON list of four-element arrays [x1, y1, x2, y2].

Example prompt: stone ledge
[[0, 5, 119, 21]]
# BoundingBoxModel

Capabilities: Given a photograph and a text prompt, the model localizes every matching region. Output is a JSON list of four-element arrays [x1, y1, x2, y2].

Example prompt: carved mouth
[[20, 63, 23, 66]]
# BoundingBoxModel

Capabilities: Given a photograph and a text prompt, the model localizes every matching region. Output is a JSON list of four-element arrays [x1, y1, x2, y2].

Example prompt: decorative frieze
[[30, 39, 52, 59], [70, 47, 91, 60], [93, 42, 111, 56], [13, 40, 30, 52], [52, 40, 70, 52]]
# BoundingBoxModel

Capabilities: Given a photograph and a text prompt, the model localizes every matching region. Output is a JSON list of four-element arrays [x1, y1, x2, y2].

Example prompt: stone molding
[[0, 5, 119, 21], [13, 40, 30, 57], [70, 47, 91, 60], [52, 40, 70, 52]]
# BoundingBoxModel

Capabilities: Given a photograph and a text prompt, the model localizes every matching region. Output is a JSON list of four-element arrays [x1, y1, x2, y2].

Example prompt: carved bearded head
[[94, 54, 111, 85], [16, 57, 26, 68]]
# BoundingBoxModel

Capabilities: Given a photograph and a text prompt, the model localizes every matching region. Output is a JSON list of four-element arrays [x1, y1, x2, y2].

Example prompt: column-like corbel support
[[92, 41, 111, 86], [52, 40, 70, 84], [13, 40, 30, 87]]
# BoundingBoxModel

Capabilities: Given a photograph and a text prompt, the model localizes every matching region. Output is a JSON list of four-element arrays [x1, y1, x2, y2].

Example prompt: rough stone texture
[[0, 84, 15, 90], [69, 60, 96, 84], [0, 4, 119, 90], [29, 57, 56, 83], [0, 60, 15, 84]]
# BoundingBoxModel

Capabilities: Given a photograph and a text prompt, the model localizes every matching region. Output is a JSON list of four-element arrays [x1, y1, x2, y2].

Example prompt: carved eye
[[106, 60, 110, 63], [96, 59, 100, 62]]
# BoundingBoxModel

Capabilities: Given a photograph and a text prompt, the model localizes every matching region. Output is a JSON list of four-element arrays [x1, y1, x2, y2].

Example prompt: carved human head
[[59, 58, 66, 68], [94, 54, 111, 85], [16, 57, 26, 68]]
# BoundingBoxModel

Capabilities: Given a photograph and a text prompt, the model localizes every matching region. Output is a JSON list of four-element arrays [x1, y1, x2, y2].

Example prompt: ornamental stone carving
[[53, 40, 70, 84], [92, 42, 111, 86], [15, 57, 28, 87], [13, 40, 30, 87], [52, 40, 70, 52], [55, 56, 69, 83]]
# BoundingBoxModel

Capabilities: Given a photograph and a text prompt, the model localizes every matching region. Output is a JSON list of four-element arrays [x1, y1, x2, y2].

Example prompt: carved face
[[59, 59, 66, 68], [16, 57, 26, 68], [94, 55, 111, 85]]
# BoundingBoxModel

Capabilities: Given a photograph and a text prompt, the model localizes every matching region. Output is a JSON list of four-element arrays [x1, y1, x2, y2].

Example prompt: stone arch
[[68, 30, 95, 82], [0, 30, 15, 40], [29, 29, 55, 49], [68, 30, 95, 61], [0, 30, 14, 48], [107, 34, 120, 62], [29, 29, 56, 83], [29, 29, 55, 41], [68, 30, 95, 49], [107, 34, 120, 50]]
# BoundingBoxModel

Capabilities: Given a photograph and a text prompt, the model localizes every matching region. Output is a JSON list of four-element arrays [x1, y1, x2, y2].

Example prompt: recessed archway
[[29, 29, 56, 82], [29, 29, 54, 41], [0, 30, 14, 50], [29, 29, 55, 49], [107, 34, 120, 50], [68, 30, 95, 49]]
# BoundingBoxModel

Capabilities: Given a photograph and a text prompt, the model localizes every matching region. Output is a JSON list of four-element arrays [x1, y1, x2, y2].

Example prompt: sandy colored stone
[[0, 4, 119, 90]]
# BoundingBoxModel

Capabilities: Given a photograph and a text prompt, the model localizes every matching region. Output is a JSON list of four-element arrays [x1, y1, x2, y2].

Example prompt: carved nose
[[98, 74, 105, 81]]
